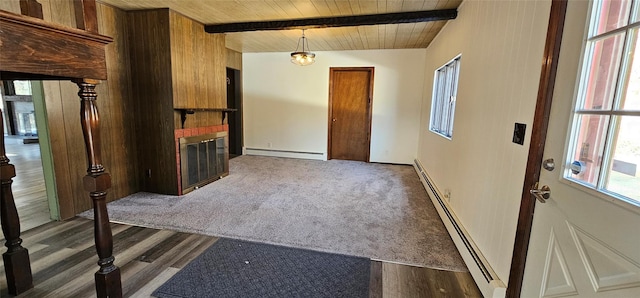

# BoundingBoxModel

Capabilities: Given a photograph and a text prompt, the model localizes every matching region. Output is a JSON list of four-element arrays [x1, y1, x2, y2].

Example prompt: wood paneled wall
[[128, 9, 227, 195], [127, 9, 177, 195], [0, 3, 227, 206], [96, 3, 139, 207], [0, 1, 139, 218], [226, 48, 242, 70], [0, 1, 20, 14], [170, 10, 226, 110]]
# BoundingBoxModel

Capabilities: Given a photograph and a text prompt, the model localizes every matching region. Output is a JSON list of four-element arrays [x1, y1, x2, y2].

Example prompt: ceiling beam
[[204, 9, 457, 33]]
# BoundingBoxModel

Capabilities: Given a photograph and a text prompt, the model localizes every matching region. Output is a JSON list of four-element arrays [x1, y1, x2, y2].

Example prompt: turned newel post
[[76, 79, 122, 298], [0, 111, 34, 295]]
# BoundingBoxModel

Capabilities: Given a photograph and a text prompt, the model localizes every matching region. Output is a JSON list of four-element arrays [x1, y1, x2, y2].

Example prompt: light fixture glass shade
[[291, 30, 315, 66], [291, 52, 316, 66]]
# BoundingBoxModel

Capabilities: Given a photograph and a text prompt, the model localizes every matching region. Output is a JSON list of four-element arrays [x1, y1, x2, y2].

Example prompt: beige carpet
[[81, 155, 467, 272]]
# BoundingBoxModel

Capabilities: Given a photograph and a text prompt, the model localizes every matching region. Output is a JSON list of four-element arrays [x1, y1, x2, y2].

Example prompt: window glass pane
[[12, 81, 31, 96], [619, 28, 640, 109], [592, 0, 632, 35], [604, 116, 640, 202], [580, 33, 626, 110], [631, 0, 639, 22], [430, 57, 460, 139], [569, 115, 610, 187]]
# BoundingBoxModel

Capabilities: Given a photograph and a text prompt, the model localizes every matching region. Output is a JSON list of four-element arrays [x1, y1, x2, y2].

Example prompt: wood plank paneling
[[0, 0, 21, 14], [37, 0, 81, 218], [96, 2, 139, 205], [226, 48, 243, 70], [5, 0, 140, 218], [169, 10, 196, 109], [41, 0, 88, 219], [41, 80, 75, 219], [129, 8, 227, 194], [127, 9, 177, 195], [32, 1, 139, 217], [99, 0, 464, 53], [170, 10, 226, 109], [207, 33, 227, 108]]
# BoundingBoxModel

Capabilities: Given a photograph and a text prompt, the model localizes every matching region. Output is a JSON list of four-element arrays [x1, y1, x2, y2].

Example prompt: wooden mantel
[[0, 9, 112, 80], [0, 1, 121, 297]]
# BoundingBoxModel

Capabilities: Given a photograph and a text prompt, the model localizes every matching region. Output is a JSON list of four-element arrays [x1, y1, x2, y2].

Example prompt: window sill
[[429, 129, 452, 140]]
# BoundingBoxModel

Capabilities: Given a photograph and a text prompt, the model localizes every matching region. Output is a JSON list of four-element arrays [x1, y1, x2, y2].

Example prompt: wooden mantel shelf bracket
[[176, 108, 238, 128]]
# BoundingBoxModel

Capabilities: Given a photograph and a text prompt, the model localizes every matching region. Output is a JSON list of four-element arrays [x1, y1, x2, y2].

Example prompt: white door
[[522, 0, 640, 297]]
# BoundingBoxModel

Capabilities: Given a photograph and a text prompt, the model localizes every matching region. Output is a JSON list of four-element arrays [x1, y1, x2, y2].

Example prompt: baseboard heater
[[413, 159, 505, 297], [244, 147, 324, 160]]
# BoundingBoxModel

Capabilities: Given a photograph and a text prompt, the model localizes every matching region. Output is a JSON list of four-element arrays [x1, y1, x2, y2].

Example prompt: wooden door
[[520, 1, 640, 297], [328, 67, 373, 162]]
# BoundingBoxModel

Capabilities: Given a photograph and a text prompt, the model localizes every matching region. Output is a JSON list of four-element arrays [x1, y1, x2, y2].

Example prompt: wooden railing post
[[0, 111, 34, 295], [75, 79, 122, 298]]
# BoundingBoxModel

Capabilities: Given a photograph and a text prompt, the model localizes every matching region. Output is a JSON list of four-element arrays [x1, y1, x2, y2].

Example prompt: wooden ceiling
[[99, 0, 463, 53]]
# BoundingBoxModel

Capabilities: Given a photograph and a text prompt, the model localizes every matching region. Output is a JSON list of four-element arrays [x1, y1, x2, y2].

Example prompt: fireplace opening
[[180, 131, 228, 194]]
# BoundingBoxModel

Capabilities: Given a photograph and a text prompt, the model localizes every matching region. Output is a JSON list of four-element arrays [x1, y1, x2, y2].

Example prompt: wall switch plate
[[513, 123, 526, 145]]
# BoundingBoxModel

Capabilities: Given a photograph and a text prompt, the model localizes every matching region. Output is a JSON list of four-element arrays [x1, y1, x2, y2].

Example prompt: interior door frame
[[226, 67, 243, 156], [506, 0, 568, 297], [327, 67, 374, 161]]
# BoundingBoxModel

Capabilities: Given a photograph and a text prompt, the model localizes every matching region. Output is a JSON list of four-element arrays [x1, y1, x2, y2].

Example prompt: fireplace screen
[[180, 132, 228, 194]]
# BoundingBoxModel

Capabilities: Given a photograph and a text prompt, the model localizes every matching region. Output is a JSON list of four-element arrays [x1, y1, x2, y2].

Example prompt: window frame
[[563, 0, 640, 208], [429, 54, 461, 139]]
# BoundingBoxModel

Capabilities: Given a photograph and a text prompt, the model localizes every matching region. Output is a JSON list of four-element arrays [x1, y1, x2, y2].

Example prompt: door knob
[[530, 182, 551, 203], [332, 118, 337, 122], [542, 158, 555, 171]]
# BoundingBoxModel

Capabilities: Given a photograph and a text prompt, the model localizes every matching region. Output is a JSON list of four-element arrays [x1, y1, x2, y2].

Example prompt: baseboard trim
[[244, 147, 326, 160], [413, 158, 506, 298]]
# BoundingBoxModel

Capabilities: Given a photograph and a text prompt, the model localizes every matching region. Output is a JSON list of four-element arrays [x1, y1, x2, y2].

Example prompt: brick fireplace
[[174, 124, 229, 195]]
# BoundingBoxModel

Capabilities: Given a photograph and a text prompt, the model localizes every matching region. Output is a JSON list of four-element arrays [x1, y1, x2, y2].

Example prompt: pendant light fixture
[[290, 29, 315, 66]]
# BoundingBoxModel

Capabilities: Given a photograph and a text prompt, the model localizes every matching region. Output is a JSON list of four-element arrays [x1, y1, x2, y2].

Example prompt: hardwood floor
[[0, 218, 483, 297], [4, 136, 52, 232]]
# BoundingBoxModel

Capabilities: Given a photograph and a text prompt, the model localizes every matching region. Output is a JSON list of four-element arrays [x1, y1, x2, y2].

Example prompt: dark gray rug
[[152, 238, 371, 298]]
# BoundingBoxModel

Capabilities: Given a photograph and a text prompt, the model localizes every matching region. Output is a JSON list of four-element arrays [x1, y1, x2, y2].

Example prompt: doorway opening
[[327, 67, 374, 162], [1, 80, 58, 232], [226, 67, 243, 159]]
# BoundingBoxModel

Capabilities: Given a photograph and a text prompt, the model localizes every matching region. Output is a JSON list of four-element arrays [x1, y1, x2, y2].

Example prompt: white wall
[[243, 49, 426, 164], [417, 0, 551, 282]]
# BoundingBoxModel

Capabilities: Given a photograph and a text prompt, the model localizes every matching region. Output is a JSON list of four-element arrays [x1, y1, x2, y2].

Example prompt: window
[[566, 0, 640, 204], [2, 80, 31, 96], [429, 56, 461, 139]]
